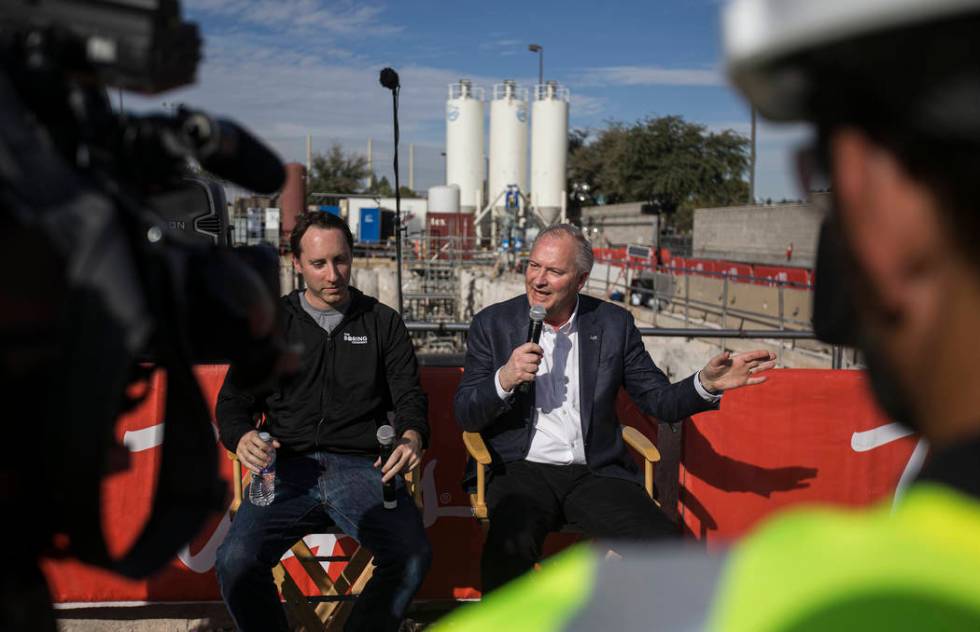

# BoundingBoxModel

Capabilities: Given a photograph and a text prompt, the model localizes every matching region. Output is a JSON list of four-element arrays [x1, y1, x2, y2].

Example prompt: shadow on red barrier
[[678, 423, 819, 540], [684, 419, 819, 491]]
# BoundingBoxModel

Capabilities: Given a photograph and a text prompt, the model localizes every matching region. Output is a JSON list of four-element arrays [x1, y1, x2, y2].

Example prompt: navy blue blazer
[[454, 293, 719, 487]]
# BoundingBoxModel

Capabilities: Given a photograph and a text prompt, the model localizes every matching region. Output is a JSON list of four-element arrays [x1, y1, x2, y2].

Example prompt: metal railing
[[588, 256, 814, 332]]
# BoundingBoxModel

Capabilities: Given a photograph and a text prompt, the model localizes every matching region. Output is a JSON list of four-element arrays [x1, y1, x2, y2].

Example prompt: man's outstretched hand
[[700, 350, 777, 393]]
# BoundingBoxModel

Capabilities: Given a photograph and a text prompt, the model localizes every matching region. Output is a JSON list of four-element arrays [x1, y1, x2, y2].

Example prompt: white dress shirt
[[495, 300, 721, 466]]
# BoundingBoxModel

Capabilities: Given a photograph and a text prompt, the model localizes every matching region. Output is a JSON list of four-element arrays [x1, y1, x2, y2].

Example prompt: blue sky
[[128, 0, 810, 201]]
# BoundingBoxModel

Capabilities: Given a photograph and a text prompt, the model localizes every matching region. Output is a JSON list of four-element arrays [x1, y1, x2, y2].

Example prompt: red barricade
[[621, 254, 813, 289], [681, 369, 917, 544], [43, 366, 914, 602]]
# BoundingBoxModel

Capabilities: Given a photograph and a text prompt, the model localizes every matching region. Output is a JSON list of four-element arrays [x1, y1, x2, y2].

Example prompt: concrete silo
[[445, 80, 484, 213], [530, 81, 569, 226], [488, 81, 529, 215]]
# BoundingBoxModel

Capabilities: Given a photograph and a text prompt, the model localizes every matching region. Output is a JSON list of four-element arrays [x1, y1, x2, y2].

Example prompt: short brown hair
[[290, 211, 354, 258]]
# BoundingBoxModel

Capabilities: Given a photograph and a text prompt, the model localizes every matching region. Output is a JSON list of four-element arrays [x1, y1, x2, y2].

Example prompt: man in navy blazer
[[454, 224, 776, 593]]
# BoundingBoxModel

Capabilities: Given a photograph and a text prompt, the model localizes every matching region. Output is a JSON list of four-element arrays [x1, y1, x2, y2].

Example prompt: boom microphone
[[376, 424, 398, 509], [379, 67, 400, 90], [518, 304, 547, 395]]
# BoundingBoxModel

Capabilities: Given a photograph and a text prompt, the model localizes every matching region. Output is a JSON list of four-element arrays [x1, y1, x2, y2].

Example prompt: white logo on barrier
[[851, 422, 929, 511], [420, 460, 473, 528], [178, 512, 230, 573]]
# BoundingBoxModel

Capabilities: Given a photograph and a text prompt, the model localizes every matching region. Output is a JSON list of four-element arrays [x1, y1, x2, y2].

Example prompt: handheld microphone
[[376, 424, 398, 509], [518, 304, 547, 395]]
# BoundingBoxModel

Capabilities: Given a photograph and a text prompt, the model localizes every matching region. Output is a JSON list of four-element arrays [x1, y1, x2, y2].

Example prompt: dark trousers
[[481, 460, 677, 593], [216, 452, 432, 632]]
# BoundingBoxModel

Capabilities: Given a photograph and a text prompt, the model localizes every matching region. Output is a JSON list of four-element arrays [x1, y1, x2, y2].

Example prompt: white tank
[[530, 81, 570, 225], [427, 184, 460, 214], [488, 81, 528, 212], [445, 80, 484, 213]]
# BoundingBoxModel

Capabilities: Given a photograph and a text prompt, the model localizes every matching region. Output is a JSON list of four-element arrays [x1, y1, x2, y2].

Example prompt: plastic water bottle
[[249, 431, 276, 507]]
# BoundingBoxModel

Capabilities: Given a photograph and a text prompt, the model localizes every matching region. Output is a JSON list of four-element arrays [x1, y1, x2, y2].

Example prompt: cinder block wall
[[693, 199, 824, 267], [581, 202, 660, 246]]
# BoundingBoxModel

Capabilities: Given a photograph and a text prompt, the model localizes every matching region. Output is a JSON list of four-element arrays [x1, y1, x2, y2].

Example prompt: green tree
[[307, 144, 370, 201], [368, 175, 394, 197], [365, 178, 419, 198], [397, 185, 418, 198], [568, 115, 750, 232]]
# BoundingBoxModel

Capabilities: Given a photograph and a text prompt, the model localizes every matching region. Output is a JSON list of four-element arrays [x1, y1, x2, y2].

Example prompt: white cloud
[[569, 93, 607, 119], [578, 65, 724, 87], [479, 38, 524, 56], [187, 0, 399, 36]]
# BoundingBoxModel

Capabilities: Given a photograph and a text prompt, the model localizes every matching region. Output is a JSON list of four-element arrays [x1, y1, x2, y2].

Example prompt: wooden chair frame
[[462, 425, 661, 526], [228, 452, 422, 631]]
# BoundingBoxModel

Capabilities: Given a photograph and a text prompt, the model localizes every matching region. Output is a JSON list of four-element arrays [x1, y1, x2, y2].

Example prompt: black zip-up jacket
[[217, 287, 428, 458]]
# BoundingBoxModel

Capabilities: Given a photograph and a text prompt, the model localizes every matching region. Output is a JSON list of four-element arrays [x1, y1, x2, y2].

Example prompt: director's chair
[[228, 452, 423, 631], [462, 425, 661, 529]]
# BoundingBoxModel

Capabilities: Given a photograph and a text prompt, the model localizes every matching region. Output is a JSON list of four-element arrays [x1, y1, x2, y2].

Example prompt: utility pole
[[366, 138, 374, 189], [305, 134, 312, 186], [409, 143, 415, 193], [749, 106, 757, 205], [528, 44, 543, 88]]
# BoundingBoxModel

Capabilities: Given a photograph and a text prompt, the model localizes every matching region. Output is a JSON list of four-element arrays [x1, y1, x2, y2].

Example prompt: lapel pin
[[590, 335, 598, 341]]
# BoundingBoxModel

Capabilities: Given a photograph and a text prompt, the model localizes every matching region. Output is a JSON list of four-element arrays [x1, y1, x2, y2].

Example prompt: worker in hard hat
[[432, 1, 980, 629]]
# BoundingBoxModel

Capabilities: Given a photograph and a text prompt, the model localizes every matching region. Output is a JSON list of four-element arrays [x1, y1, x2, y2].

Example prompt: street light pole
[[528, 44, 543, 88], [750, 106, 757, 205]]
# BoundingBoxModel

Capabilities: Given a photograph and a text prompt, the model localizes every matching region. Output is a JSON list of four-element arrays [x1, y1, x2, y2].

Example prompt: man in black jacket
[[216, 211, 431, 632], [454, 224, 776, 593]]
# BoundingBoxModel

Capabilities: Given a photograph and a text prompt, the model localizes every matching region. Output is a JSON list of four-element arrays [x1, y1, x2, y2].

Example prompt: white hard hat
[[723, 0, 980, 120]]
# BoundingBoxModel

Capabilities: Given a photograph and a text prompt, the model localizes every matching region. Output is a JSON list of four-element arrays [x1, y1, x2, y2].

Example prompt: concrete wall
[[465, 271, 525, 318], [580, 202, 660, 247], [692, 196, 826, 267], [350, 260, 399, 310]]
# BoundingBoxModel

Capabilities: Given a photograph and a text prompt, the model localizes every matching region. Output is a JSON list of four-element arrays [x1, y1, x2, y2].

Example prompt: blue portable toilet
[[318, 205, 340, 216], [359, 207, 381, 243]]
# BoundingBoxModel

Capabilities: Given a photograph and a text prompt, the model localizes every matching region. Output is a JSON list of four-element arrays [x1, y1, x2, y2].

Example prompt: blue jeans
[[216, 451, 432, 632]]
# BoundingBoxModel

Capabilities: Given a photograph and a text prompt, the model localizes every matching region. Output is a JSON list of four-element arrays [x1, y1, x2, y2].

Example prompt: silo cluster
[[443, 78, 570, 241]]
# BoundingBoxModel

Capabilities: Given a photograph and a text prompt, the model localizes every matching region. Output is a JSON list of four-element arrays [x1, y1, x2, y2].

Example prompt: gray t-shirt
[[300, 291, 348, 334]]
